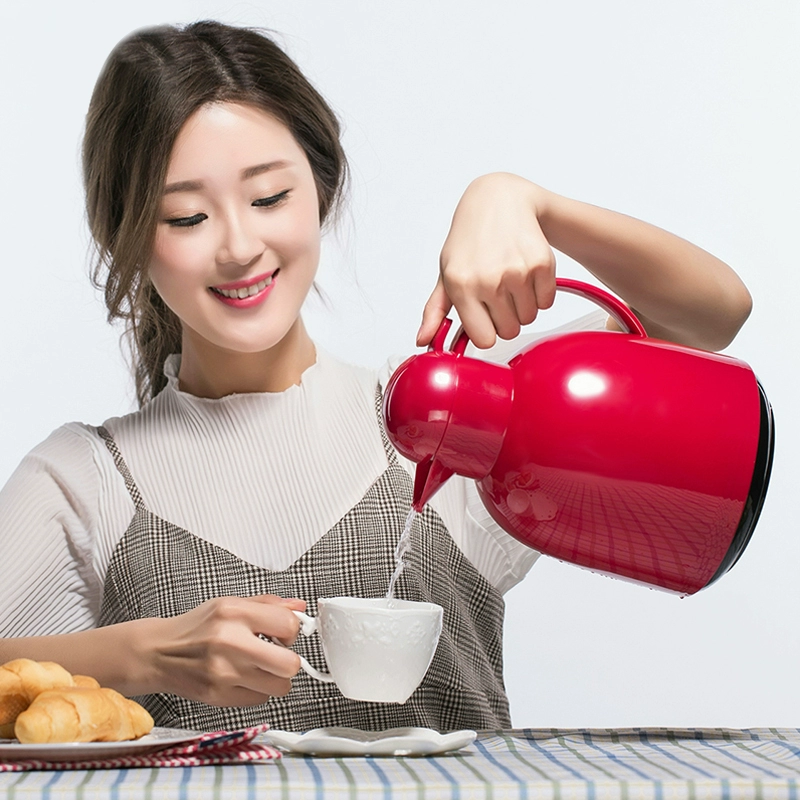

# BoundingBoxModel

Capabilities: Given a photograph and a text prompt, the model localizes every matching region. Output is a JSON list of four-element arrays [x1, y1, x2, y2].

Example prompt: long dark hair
[[83, 20, 348, 406]]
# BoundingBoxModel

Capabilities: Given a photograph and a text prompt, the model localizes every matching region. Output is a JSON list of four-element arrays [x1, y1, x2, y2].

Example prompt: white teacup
[[291, 597, 443, 704]]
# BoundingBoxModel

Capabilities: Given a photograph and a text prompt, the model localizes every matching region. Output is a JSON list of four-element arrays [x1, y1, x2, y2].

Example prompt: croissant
[[15, 687, 154, 744], [0, 659, 101, 738]]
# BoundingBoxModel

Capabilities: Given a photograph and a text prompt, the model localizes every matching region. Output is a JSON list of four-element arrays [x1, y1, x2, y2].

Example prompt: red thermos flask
[[383, 278, 773, 595]]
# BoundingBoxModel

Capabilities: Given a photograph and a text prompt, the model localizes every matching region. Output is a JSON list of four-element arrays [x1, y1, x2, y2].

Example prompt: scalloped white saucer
[[264, 726, 477, 757]]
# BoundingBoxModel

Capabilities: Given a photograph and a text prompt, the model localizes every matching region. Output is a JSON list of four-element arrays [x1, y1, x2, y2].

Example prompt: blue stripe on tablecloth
[[109, 768, 128, 800], [555, 734, 619, 781], [453, 750, 495, 791], [582, 731, 661, 781], [502, 731, 551, 779], [502, 733, 587, 786], [365, 756, 393, 800], [179, 765, 193, 800], [752, 740, 800, 796], [694, 733, 786, 778], [474, 737, 529, 798], [40, 767, 64, 800], [768, 740, 800, 760], [726, 732, 800, 777], [428, 755, 462, 799], [647, 733, 740, 800], [245, 763, 258, 800], [304, 755, 327, 800], [638, 731, 717, 779], [606, 732, 684, 781]]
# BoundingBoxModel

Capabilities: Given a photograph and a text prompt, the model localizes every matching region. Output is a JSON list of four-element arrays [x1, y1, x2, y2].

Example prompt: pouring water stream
[[386, 508, 417, 599]]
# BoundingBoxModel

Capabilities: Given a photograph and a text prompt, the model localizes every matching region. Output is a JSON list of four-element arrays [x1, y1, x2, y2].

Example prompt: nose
[[216, 210, 265, 268]]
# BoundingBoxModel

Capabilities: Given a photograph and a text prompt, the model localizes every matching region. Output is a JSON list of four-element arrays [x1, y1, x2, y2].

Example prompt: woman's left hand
[[417, 173, 556, 349]]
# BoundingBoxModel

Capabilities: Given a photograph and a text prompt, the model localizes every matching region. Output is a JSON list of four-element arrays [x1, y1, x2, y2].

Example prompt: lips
[[209, 271, 278, 308]]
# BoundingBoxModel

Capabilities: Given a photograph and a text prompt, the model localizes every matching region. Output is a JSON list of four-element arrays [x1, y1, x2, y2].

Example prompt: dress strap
[[374, 384, 400, 465], [96, 426, 146, 511]]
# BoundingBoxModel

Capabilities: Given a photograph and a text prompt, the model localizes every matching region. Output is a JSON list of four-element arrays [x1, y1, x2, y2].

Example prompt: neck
[[177, 320, 317, 398]]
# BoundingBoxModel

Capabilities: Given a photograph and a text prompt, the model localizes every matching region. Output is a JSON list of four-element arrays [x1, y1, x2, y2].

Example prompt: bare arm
[[0, 595, 305, 705], [418, 172, 752, 351]]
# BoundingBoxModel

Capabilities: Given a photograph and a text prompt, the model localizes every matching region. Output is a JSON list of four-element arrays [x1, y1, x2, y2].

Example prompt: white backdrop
[[1, 1, 798, 727]]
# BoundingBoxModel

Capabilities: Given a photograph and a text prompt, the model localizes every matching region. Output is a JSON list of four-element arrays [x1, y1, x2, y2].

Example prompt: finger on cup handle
[[248, 593, 307, 612], [291, 610, 317, 636], [241, 595, 307, 647], [267, 611, 335, 685]]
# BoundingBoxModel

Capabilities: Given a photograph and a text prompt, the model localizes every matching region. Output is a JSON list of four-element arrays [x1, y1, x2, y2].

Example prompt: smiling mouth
[[210, 272, 277, 299]]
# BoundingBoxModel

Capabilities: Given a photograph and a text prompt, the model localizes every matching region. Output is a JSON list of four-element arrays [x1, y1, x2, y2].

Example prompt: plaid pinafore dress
[[96, 392, 511, 733]]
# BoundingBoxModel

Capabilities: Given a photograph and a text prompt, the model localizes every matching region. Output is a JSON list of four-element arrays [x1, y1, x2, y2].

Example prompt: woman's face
[[150, 102, 321, 359]]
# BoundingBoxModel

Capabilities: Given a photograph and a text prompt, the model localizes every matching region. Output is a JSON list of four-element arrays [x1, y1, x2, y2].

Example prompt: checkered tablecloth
[[2, 727, 800, 799]]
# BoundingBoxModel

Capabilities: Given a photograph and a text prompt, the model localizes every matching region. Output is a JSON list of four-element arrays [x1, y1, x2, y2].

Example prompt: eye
[[252, 190, 290, 208], [165, 213, 208, 228]]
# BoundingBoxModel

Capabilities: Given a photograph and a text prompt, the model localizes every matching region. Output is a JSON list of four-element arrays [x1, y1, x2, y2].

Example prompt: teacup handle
[[288, 610, 336, 684]]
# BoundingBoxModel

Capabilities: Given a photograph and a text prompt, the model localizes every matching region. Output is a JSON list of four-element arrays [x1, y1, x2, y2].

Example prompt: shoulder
[[7, 421, 131, 524], [317, 347, 379, 384], [314, 348, 383, 412], [22, 422, 109, 477], [0, 422, 132, 635]]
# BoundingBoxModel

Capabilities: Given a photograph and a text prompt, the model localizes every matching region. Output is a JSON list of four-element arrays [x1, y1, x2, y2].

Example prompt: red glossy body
[[383, 279, 764, 595]]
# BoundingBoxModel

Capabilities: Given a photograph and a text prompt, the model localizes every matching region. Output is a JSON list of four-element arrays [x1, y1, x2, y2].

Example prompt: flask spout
[[412, 457, 455, 511], [382, 316, 514, 512]]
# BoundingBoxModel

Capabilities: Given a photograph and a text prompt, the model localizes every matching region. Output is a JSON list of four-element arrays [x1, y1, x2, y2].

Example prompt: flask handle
[[448, 277, 647, 355]]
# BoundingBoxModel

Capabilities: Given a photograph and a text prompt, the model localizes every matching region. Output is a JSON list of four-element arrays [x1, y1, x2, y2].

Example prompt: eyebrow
[[242, 160, 292, 180], [163, 160, 293, 195]]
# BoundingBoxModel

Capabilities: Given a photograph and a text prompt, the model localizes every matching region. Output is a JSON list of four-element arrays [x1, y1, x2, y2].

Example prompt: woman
[[0, 20, 751, 732]]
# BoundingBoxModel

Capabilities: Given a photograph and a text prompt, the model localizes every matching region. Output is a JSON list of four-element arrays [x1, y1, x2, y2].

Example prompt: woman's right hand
[[418, 173, 557, 350], [0, 594, 308, 706], [146, 594, 307, 707]]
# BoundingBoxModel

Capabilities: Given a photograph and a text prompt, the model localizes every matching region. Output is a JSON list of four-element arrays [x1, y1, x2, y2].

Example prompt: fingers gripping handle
[[442, 277, 647, 354], [293, 610, 317, 636], [291, 610, 335, 684]]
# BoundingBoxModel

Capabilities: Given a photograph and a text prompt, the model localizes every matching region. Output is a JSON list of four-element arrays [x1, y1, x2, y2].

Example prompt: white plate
[[0, 727, 204, 762], [264, 726, 477, 757]]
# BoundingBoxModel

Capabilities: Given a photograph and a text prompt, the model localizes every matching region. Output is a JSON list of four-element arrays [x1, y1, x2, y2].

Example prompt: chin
[[215, 331, 294, 356], [188, 314, 302, 358]]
